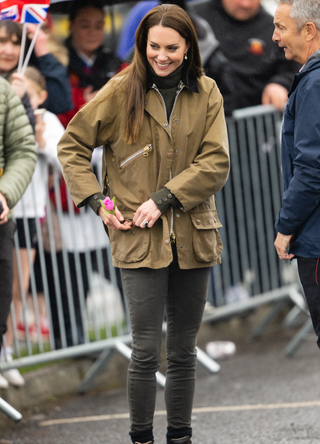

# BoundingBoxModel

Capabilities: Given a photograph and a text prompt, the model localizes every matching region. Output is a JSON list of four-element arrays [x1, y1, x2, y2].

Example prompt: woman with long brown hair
[[58, 4, 229, 443]]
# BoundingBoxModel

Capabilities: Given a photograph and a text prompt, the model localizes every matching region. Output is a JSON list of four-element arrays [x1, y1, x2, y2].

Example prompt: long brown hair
[[118, 4, 203, 144]]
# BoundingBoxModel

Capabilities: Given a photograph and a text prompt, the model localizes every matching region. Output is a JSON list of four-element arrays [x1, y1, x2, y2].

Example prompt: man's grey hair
[[275, 0, 320, 30]]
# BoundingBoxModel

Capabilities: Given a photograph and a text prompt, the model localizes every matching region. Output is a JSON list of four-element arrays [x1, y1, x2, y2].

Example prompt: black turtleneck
[[148, 63, 183, 120]]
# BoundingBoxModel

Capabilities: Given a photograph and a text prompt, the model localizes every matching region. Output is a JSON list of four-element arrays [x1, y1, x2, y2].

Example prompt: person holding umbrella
[[58, 4, 229, 444]]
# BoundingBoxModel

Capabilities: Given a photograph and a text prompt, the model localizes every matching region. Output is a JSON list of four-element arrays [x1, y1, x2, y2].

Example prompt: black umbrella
[[49, 0, 137, 14]]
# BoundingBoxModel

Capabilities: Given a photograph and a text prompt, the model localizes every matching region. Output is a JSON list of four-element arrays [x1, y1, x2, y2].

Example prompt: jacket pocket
[[108, 212, 150, 264], [120, 145, 153, 169], [190, 211, 223, 263]]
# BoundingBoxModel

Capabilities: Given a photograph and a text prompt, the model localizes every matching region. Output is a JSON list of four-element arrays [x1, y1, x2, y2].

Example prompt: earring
[[184, 53, 188, 60]]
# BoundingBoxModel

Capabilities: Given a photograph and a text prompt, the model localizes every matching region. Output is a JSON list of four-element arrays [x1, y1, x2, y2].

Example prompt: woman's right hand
[[98, 206, 132, 231]]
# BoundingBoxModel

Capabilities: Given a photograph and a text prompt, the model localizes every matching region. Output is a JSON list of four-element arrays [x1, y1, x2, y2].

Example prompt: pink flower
[[102, 197, 115, 211]]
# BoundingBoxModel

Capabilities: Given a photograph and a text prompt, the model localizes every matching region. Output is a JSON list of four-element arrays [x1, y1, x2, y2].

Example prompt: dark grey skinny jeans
[[121, 246, 210, 443]]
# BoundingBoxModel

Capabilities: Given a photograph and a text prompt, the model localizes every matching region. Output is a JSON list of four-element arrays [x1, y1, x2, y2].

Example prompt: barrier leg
[[77, 348, 115, 394], [282, 305, 307, 328], [196, 346, 221, 373], [114, 340, 166, 388], [0, 398, 22, 422], [285, 318, 314, 357], [249, 300, 287, 340]]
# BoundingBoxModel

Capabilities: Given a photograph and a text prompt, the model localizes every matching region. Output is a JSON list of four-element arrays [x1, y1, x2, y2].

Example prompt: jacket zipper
[[152, 82, 185, 244], [152, 81, 184, 129], [120, 145, 153, 168], [168, 171, 175, 243]]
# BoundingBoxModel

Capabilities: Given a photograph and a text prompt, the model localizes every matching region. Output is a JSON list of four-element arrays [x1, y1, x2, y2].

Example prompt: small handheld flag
[[0, 1, 50, 23]]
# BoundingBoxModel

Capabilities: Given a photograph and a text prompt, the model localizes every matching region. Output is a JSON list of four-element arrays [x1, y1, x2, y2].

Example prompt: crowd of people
[[2, 0, 319, 442]]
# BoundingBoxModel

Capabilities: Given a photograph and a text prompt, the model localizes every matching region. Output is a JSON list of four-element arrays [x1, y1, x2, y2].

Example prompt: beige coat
[[58, 73, 230, 269]]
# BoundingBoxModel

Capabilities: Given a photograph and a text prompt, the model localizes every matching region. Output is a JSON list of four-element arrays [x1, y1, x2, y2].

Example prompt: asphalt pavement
[[1, 310, 320, 444]]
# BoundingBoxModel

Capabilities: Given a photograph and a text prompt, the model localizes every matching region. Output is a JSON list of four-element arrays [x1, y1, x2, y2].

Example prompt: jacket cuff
[[150, 187, 183, 213], [84, 193, 105, 214], [274, 215, 294, 236]]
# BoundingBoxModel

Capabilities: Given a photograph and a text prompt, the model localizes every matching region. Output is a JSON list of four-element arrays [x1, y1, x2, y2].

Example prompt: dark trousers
[[0, 220, 15, 351], [297, 257, 320, 348], [122, 246, 210, 444]]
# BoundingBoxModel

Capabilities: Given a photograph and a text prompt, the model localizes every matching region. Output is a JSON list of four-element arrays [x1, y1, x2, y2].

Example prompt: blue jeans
[[122, 246, 210, 443], [297, 257, 320, 348]]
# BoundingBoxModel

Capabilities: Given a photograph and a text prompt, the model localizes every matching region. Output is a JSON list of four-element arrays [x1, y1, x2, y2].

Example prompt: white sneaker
[[0, 373, 9, 389], [0, 354, 25, 387], [2, 368, 25, 387], [206, 341, 236, 360]]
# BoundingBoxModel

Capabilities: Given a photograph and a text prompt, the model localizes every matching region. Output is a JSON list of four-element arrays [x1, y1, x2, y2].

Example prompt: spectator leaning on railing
[[0, 76, 37, 390], [190, 0, 300, 116]]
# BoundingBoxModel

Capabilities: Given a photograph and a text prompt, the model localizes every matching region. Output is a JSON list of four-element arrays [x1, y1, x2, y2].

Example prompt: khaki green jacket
[[58, 74, 230, 269], [0, 78, 37, 219]]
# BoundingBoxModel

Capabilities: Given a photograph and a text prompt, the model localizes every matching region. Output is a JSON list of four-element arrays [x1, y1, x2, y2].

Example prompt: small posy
[[100, 196, 116, 215]]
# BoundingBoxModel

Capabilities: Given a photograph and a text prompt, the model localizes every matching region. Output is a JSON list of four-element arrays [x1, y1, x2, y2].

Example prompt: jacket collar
[[146, 65, 199, 93], [288, 49, 320, 97], [302, 47, 320, 71]]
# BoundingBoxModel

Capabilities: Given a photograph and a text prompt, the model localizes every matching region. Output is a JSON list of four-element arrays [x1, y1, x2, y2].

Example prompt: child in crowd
[[0, 67, 65, 389], [0, 20, 72, 115]]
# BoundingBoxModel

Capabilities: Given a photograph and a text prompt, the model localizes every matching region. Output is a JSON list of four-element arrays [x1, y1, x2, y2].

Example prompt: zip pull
[[143, 145, 152, 157], [170, 231, 176, 244]]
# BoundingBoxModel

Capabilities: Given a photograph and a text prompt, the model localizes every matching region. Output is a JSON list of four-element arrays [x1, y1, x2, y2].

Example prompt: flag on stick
[[0, 1, 50, 23]]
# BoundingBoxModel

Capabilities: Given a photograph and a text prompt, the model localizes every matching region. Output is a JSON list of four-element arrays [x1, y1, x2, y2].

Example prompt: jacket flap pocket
[[109, 225, 150, 264], [190, 211, 222, 230]]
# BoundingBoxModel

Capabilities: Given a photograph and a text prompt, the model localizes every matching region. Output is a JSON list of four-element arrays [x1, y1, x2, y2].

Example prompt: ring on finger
[[144, 221, 149, 227]]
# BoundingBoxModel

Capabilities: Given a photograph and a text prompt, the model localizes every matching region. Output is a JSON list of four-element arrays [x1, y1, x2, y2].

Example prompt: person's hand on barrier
[[262, 83, 288, 111], [98, 205, 132, 231], [133, 198, 161, 229], [0, 192, 9, 224], [274, 232, 295, 260]]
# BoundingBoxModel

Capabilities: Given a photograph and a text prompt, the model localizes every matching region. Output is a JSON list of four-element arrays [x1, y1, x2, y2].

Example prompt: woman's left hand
[[133, 199, 161, 229]]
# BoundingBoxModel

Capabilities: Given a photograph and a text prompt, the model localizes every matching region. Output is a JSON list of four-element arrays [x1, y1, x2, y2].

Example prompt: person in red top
[[58, 0, 120, 128]]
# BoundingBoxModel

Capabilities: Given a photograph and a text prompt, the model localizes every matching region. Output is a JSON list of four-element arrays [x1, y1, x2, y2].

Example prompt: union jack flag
[[0, 0, 22, 21], [0, 0, 51, 23]]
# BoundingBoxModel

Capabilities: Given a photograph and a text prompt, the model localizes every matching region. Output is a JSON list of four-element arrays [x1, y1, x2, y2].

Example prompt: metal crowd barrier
[[0, 145, 220, 420], [0, 105, 310, 420], [203, 105, 308, 344]]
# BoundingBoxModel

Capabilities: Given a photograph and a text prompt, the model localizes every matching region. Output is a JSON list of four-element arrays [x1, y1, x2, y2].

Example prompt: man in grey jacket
[[0, 77, 36, 362]]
